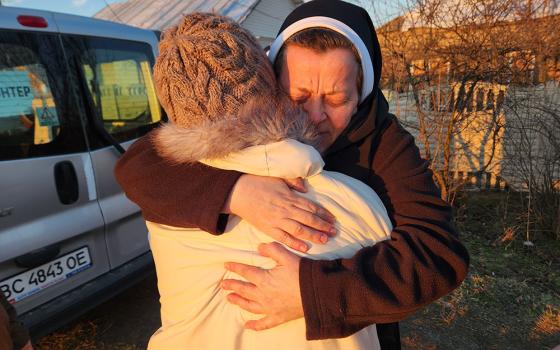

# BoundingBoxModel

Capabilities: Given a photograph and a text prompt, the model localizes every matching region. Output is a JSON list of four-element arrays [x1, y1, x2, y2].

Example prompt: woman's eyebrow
[[295, 87, 310, 93], [293, 87, 347, 96], [324, 90, 349, 97]]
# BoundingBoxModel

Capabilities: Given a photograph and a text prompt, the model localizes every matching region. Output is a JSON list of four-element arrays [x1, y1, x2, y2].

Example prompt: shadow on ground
[[36, 273, 161, 350]]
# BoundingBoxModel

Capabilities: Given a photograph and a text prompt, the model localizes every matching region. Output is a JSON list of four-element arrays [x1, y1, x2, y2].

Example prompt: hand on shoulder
[[224, 174, 336, 252]]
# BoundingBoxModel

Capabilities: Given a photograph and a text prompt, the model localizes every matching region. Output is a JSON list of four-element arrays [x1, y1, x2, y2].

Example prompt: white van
[[0, 6, 164, 337]]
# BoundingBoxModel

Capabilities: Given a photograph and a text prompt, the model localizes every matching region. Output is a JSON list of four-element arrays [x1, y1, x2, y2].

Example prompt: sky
[[0, 0, 407, 25], [354, 0, 408, 25], [1, 0, 122, 18]]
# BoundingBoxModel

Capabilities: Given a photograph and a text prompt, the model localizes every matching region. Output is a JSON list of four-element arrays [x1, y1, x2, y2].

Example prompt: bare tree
[[375, 0, 558, 206], [503, 80, 560, 240]]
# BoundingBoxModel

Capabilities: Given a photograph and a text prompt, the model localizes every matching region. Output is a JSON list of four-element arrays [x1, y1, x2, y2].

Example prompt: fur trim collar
[[152, 97, 322, 164]]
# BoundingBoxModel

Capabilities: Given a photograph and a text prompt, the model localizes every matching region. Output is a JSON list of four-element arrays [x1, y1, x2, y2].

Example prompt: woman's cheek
[[338, 107, 354, 129]]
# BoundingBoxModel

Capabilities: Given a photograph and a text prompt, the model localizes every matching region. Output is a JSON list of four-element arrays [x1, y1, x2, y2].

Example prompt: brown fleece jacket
[[115, 137, 242, 234], [115, 115, 469, 341]]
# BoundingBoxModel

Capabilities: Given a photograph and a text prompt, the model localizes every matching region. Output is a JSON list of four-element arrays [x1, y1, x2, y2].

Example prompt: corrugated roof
[[94, 0, 260, 30]]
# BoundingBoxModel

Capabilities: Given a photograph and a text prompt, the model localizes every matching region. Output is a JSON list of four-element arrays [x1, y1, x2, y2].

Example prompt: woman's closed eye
[[290, 94, 309, 104], [325, 96, 352, 107], [289, 94, 351, 106]]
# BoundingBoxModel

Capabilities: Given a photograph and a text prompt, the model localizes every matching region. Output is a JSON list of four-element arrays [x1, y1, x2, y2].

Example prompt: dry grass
[[35, 322, 99, 350], [532, 305, 560, 338], [402, 334, 438, 349], [35, 274, 160, 349], [35, 320, 141, 350], [401, 192, 560, 349]]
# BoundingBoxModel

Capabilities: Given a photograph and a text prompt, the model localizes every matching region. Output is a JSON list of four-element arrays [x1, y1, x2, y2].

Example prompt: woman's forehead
[[268, 14, 376, 101], [281, 46, 359, 88]]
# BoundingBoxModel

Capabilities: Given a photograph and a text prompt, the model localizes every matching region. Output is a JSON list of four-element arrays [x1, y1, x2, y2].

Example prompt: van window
[[0, 31, 86, 161], [67, 37, 162, 145]]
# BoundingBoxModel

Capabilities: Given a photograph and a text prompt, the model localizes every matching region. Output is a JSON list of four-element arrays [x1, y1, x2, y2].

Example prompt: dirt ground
[[35, 274, 159, 350], [35, 193, 560, 350]]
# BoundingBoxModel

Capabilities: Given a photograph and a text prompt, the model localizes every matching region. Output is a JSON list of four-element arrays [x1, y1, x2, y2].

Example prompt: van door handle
[[15, 245, 61, 269], [54, 161, 79, 205]]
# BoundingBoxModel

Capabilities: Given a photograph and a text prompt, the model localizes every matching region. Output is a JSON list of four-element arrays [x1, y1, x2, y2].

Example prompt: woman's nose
[[303, 97, 327, 124]]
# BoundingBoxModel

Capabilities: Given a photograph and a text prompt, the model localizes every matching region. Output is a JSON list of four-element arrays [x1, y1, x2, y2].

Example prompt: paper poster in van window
[[35, 106, 58, 127], [35, 82, 60, 127], [96, 60, 150, 121], [0, 71, 34, 118]]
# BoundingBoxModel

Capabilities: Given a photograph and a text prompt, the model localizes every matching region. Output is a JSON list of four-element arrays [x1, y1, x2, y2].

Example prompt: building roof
[[94, 0, 260, 30]]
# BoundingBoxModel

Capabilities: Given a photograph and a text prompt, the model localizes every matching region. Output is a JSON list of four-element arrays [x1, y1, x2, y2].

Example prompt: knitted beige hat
[[154, 12, 277, 128]]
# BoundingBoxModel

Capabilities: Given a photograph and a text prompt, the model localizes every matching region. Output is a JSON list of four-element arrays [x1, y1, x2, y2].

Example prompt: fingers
[[283, 199, 337, 239], [293, 197, 336, 225], [282, 219, 329, 244], [224, 262, 263, 282], [245, 316, 282, 331], [222, 279, 258, 298], [291, 203, 336, 234], [226, 293, 263, 314], [231, 174, 336, 248], [315, 206, 336, 225], [283, 178, 307, 193], [270, 228, 309, 252], [282, 178, 336, 231], [257, 242, 288, 261]]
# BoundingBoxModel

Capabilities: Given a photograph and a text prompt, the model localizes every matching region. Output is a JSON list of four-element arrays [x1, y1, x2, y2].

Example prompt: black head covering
[[274, 5, 400, 345], [274, 0, 388, 159], [278, 0, 382, 92]]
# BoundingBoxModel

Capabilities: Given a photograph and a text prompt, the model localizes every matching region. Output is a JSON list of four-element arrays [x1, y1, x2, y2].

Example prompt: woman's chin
[[316, 134, 334, 154]]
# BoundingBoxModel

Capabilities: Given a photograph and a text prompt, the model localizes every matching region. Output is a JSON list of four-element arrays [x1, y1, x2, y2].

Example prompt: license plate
[[1, 247, 92, 304]]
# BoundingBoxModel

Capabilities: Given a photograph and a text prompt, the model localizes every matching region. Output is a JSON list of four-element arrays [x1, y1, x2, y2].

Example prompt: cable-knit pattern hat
[[154, 13, 276, 128]]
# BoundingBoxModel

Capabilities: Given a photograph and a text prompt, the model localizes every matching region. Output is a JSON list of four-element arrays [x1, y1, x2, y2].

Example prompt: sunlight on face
[[279, 45, 360, 152]]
